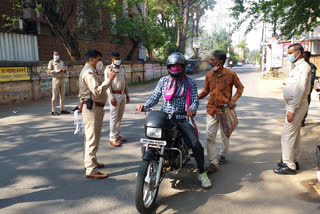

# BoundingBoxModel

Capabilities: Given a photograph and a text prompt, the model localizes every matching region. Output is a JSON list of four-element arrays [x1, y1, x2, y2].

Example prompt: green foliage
[[237, 39, 249, 59], [104, 1, 166, 55], [1, 14, 18, 29], [247, 49, 261, 65], [201, 28, 229, 53], [201, 28, 240, 62], [155, 41, 178, 61], [101, 0, 183, 60], [148, 0, 179, 57], [231, 0, 320, 39]]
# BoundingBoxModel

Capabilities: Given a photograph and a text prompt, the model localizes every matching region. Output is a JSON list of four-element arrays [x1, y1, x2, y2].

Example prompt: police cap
[[85, 49, 102, 61]]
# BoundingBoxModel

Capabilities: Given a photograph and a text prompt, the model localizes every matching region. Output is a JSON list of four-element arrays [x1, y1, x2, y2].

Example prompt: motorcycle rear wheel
[[135, 160, 160, 213]]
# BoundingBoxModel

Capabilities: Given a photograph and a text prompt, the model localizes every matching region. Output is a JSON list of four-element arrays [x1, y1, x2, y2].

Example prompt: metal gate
[[0, 32, 39, 61]]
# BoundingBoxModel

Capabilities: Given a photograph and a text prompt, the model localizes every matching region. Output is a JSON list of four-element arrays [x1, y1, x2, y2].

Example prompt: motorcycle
[[135, 108, 192, 213]]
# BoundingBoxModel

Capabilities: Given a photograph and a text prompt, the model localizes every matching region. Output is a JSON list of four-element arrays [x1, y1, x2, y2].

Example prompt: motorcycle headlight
[[146, 127, 162, 139]]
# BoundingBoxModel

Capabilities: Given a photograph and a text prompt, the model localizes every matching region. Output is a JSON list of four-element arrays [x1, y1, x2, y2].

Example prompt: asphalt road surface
[[0, 64, 319, 214]]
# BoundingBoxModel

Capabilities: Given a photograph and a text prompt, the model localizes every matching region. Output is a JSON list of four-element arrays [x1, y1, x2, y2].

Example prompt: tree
[[189, 0, 215, 58], [247, 49, 260, 64], [175, 0, 191, 54], [153, 0, 208, 54], [201, 28, 229, 52], [2, 0, 103, 61], [104, 0, 166, 61], [237, 39, 249, 60], [231, 0, 320, 39], [201, 28, 239, 62], [148, 0, 178, 59]]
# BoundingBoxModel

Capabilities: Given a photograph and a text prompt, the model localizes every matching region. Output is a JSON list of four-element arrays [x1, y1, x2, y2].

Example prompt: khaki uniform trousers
[[207, 113, 230, 165], [51, 78, 65, 112], [82, 104, 105, 175], [109, 94, 126, 141], [281, 100, 308, 170]]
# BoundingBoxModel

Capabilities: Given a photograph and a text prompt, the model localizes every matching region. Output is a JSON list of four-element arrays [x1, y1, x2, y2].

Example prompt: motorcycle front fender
[[142, 150, 159, 162]]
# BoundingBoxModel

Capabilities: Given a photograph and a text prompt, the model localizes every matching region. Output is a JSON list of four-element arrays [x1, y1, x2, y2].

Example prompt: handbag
[[218, 106, 238, 138]]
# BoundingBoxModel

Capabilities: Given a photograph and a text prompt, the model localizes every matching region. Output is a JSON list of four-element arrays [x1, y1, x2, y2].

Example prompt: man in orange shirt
[[198, 50, 244, 172]]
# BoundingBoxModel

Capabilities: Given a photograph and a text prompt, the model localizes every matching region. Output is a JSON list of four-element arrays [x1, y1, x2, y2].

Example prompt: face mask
[[114, 60, 121, 66], [96, 61, 104, 72], [212, 61, 222, 72], [287, 52, 297, 63], [54, 55, 59, 61], [170, 66, 182, 73]]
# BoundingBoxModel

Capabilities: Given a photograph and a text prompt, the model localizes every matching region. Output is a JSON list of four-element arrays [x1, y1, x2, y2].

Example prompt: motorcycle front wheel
[[135, 160, 160, 214]]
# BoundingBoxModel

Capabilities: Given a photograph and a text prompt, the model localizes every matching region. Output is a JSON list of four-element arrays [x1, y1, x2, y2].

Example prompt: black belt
[[83, 101, 105, 108]]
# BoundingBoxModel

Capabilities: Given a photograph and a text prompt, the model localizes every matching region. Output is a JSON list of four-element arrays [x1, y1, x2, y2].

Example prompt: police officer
[[105, 52, 130, 147], [274, 43, 311, 175], [48, 51, 70, 115], [301, 51, 317, 127], [79, 49, 117, 179]]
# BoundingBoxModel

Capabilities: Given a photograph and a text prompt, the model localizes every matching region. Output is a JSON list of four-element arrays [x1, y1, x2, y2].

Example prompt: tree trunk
[[126, 39, 139, 61], [147, 47, 153, 62], [47, 21, 81, 61], [43, 1, 81, 61], [176, 0, 190, 54], [194, 11, 200, 59], [176, 25, 181, 51]]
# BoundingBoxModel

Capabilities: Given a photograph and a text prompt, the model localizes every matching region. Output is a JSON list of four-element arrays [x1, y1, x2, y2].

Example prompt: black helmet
[[167, 52, 186, 79]]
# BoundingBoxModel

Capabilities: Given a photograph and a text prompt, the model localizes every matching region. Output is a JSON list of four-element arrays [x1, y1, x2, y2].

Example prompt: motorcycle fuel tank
[[145, 110, 169, 128]]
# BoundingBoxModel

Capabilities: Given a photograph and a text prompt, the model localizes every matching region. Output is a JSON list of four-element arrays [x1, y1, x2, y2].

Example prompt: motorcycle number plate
[[140, 138, 166, 146]]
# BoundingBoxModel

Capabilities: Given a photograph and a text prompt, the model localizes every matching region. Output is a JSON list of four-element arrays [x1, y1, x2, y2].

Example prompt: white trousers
[[207, 113, 230, 165], [281, 100, 308, 170], [109, 94, 126, 141]]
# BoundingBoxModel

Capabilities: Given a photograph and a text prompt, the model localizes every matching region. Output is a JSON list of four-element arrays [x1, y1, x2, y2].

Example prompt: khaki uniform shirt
[[283, 58, 311, 113], [48, 60, 66, 79], [79, 63, 111, 103], [104, 64, 128, 99]]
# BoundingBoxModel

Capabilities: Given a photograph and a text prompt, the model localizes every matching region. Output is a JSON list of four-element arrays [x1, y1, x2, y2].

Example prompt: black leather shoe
[[277, 162, 300, 170], [52, 112, 60, 116], [273, 165, 296, 175], [218, 156, 226, 165]]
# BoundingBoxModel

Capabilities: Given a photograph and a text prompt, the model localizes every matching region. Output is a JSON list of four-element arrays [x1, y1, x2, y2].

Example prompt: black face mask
[[169, 70, 185, 79]]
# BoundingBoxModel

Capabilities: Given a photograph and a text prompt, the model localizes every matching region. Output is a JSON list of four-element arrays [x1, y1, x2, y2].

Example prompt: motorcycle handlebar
[[169, 110, 187, 120], [139, 107, 187, 119], [141, 107, 152, 112]]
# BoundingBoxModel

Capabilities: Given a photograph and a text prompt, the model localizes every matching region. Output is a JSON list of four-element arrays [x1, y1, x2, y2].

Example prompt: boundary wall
[[0, 61, 210, 104]]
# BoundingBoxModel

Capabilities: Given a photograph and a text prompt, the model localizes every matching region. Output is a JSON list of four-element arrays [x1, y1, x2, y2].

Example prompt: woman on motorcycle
[[136, 52, 212, 188]]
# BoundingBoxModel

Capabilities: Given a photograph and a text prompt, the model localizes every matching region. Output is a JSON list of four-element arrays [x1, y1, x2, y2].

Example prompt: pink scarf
[[164, 77, 185, 101], [164, 76, 198, 135]]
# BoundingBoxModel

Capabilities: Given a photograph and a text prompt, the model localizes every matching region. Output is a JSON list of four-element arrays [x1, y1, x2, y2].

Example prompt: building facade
[[0, 0, 145, 62], [264, 32, 320, 77]]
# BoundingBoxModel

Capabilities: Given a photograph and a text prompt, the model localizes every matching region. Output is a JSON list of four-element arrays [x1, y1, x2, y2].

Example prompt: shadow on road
[[152, 93, 319, 213], [0, 71, 319, 213]]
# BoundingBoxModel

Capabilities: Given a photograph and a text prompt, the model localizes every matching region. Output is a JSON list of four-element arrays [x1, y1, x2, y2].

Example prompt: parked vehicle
[[135, 108, 192, 214], [237, 62, 243, 66], [186, 59, 196, 74]]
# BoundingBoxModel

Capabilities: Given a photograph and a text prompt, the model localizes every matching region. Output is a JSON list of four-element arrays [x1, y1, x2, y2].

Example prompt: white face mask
[[54, 55, 60, 61], [96, 61, 104, 72], [114, 60, 121, 66], [287, 52, 298, 63]]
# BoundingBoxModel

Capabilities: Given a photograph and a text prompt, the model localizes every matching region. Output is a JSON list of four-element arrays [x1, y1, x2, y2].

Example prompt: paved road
[[0, 65, 319, 214]]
